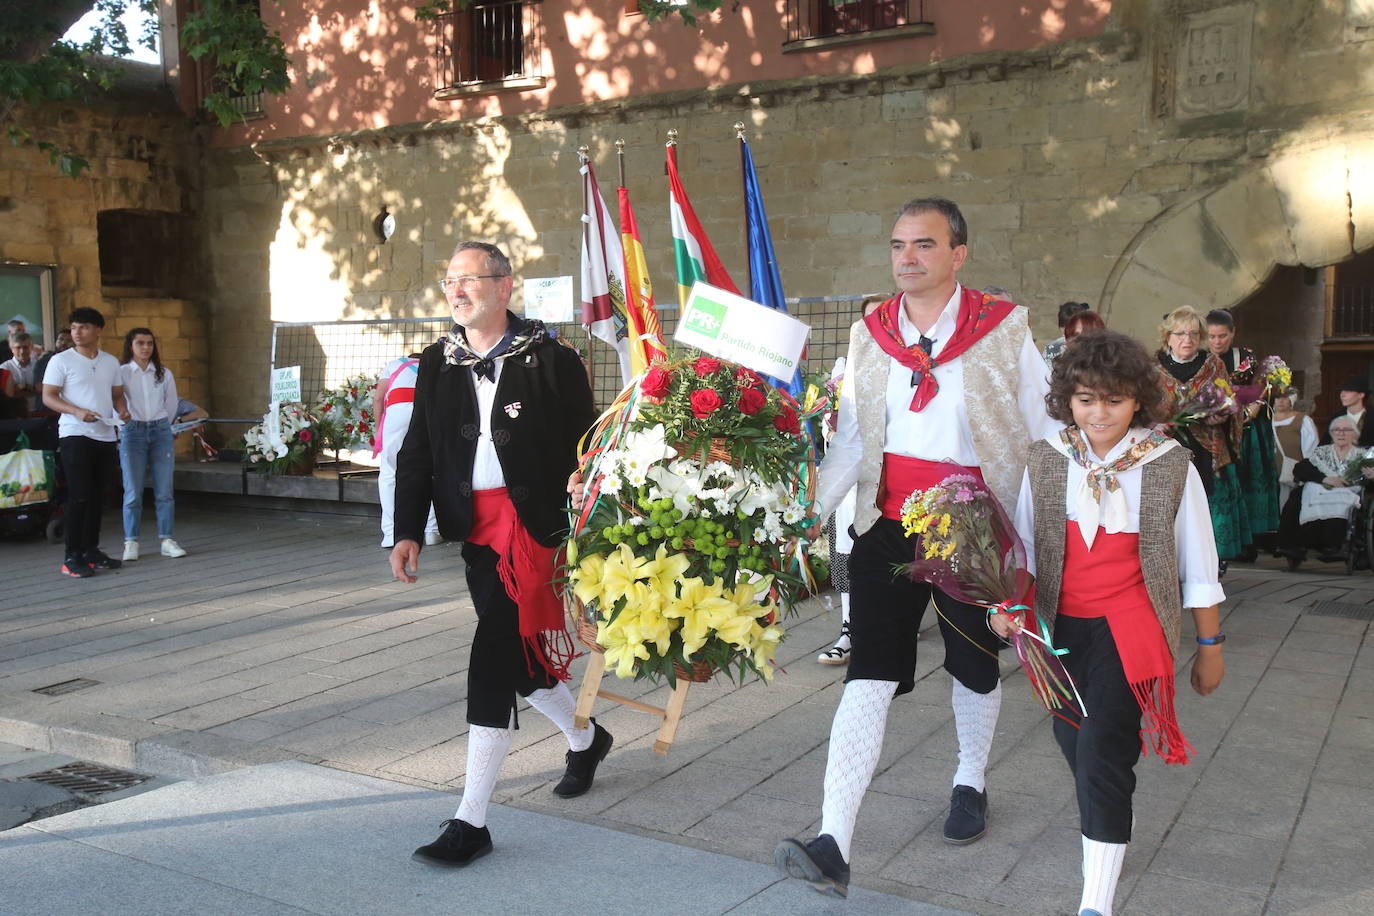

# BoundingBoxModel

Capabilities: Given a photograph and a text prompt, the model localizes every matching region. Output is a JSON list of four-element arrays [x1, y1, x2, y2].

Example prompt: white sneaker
[[424, 530, 443, 546], [160, 538, 188, 558], [122, 540, 139, 562]]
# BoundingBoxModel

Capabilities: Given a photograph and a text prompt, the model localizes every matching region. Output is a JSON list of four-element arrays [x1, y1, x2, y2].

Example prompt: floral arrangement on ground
[[242, 401, 318, 474], [565, 352, 820, 685], [315, 373, 378, 453]]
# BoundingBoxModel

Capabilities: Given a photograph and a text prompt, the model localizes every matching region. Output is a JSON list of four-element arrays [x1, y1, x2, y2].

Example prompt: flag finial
[[666, 128, 678, 146], [614, 138, 625, 153], [734, 121, 746, 139], [577, 145, 590, 162]]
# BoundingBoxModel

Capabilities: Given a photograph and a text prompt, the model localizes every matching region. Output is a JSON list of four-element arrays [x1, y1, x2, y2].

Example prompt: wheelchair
[[1280, 480, 1374, 575]]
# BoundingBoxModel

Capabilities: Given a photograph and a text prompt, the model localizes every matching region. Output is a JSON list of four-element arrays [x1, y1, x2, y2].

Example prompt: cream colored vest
[[848, 305, 1033, 535]]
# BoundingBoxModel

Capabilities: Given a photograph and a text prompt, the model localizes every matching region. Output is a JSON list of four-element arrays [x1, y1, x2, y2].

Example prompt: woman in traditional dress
[[1205, 309, 1280, 560], [1276, 415, 1373, 563], [1271, 386, 1317, 509], [1155, 306, 1250, 563]]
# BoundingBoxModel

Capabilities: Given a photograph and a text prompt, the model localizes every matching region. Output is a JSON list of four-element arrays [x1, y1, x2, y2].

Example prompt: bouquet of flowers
[[242, 401, 318, 474], [1237, 354, 1293, 405], [1171, 376, 1239, 425], [314, 373, 377, 454], [1338, 447, 1374, 486], [899, 467, 1085, 718], [565, 352, 819, 685]]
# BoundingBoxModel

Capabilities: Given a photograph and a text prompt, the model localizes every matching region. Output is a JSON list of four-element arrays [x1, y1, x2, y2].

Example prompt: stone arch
[[1097, 140, 1374, 340]]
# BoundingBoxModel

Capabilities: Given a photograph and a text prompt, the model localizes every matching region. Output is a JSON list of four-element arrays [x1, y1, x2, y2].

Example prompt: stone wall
[[199, 0, 1374, 418], [1, 75, 208, 419]]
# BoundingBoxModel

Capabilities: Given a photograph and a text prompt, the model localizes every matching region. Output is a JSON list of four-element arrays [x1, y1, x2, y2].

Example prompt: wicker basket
[[673, 437, 738, 467], [574, 613, 603, 653], [673, 658, 716, 683]]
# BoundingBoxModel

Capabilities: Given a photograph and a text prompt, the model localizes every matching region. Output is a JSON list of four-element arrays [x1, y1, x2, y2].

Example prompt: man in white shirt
[[41, 307, 130, 578], [775, 198, 1057, 898], [1, 332, 38, 409]]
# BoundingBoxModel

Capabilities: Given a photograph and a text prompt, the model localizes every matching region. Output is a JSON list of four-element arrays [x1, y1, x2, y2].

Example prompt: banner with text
[[675, 282, 809, 381], [271, 366, 302, 403], [523, 276, 575, 323]]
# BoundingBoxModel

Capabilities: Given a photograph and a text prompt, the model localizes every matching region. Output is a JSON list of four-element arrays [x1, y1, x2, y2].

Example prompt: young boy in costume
[[1001, 330, 1226, 916]]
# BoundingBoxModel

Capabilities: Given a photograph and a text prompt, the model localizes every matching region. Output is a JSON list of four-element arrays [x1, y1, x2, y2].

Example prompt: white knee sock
[[840, 591, 851, 624], [819, 679, 898, 863], [951, 679, 1001, 791], [454, 724, 514, 828], [526, 683, 594, 752], [1080, 836, 1126, 915]]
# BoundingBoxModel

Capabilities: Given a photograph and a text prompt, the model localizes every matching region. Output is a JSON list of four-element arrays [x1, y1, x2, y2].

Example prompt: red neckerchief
[[863, 287, 1016, 412]]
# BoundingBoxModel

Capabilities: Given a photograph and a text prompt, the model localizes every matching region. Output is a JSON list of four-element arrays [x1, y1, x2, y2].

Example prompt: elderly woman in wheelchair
[[1276, 415, 1374, 568]]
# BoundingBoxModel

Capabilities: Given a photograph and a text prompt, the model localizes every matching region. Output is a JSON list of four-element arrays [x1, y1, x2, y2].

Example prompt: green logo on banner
[[683, 299, 727, 339]]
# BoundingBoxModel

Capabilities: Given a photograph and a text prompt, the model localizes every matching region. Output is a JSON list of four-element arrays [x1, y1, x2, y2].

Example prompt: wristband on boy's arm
[[1195, 633, 1226, 646]]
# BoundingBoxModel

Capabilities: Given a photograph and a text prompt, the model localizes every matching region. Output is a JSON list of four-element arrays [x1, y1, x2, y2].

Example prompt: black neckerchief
[[442, 312, 546, 381]]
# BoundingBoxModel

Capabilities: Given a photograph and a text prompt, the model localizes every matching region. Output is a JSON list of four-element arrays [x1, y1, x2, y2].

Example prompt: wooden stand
[[573, 649, 694, 755]]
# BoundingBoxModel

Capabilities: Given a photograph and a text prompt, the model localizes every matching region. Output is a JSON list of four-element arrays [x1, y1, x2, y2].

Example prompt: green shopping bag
[[0, 432, 55, 508]]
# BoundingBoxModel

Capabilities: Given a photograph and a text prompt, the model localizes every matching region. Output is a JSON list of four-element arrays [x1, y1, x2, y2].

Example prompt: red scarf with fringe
[[863, 288, 1016, 413], [467, 488, 575, 682], [1059, 523, 1194, 765]]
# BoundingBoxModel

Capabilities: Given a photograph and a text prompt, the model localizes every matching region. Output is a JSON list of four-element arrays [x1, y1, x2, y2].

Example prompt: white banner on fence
[[523, 276, 575, 324], [271, 366, 302, 403], [675, 282, 810, 380]]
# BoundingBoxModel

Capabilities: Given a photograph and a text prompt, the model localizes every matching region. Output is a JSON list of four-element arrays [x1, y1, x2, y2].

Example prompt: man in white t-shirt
[[41, 307, 130, 578], [1, 332, 39, 411]]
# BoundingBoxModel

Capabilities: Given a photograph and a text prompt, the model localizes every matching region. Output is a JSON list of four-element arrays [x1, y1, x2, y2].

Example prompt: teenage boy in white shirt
[[41, 307, 130, 578]]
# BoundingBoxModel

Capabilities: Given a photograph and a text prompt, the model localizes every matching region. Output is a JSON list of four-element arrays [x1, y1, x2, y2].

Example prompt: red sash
[[863, 287, 1016, 413], [1060, 523, 1194, 765], [468, 488, 575, 682], [372, 359, 419, 456], [879, 453, 985, 520]]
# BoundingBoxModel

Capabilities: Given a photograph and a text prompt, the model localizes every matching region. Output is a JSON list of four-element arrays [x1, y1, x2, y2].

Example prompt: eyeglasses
[[1168, 330, 1201, 340], [440, 274, 507, 292]]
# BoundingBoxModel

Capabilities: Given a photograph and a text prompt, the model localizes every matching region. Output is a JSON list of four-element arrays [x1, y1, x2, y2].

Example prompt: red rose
[[298, 429, 314, 443], [735, 366, 759, 387], [693, 357, 722, 377], [642, 365, 673, 398], [321, 404, 332, 412], [737, 386, 766, 415], [774, 406, 800, 436], [690, 388, 723, 418]]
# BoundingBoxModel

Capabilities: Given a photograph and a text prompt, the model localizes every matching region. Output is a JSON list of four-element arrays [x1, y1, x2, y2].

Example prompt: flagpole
[[735, 121, 750, 296], [615, 138, 626, 189], [578, 144, 596, 391]]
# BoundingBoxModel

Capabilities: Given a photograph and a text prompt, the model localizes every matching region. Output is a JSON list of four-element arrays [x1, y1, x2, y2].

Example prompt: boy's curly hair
[[1045, 330, 1171, 428]]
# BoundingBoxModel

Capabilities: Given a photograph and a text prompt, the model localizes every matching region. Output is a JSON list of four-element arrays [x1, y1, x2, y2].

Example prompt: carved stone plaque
[[1175, 3, 1253, 117]]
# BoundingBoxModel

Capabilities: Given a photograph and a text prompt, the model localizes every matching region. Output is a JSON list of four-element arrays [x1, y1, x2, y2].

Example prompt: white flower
[[626, 467, 648, 487], [782, 503, 805, 525], [647, 465, 700, 517], [599, 473, 623, 496], [621, 424, 675, 472]]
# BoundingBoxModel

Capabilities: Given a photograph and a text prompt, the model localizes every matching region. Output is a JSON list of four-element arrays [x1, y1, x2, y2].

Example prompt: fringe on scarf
[[1131, 673, 1195, 765], [495, 525, 576, 683]]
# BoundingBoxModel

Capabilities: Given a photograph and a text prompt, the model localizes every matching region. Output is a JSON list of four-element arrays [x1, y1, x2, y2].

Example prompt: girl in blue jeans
[[118, 328, 187, 560]]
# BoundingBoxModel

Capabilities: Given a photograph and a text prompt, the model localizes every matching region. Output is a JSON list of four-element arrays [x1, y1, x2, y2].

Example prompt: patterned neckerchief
[[442, 312, 547, 381], [1061, 425, 1176, 502]]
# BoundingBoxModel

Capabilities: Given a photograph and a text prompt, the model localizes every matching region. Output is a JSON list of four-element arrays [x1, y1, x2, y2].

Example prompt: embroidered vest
[[1027, 441, 1190, 659], [848, 304, 1033, 535]]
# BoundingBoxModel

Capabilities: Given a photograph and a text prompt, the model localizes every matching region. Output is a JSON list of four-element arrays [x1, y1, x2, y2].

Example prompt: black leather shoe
[[774, 834, 850, 898], [411, 818, 492, 867], [84, 548, 121, 570], [552, 720, 613, 798], [943, 785, 988, 844]]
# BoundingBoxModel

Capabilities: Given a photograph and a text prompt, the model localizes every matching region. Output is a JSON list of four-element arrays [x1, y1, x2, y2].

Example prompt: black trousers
[[1052, 615, 1142, 844], [58, 436, 117, 559], [461, 540, 557, 728], [846, 517, 1002, 696]]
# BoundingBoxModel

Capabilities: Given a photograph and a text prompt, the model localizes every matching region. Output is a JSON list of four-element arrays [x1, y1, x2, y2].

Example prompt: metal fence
[[269, 294, 881, 411]]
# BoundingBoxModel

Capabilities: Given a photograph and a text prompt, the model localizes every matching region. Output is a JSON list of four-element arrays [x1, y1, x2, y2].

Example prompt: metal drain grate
[[23, 763, 150, 796], [1306, 601, 1374, 621], [31, 678, 101, 696]]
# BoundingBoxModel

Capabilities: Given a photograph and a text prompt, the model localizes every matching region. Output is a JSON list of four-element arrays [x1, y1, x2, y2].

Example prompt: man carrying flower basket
[[391, 241, 608, 868], [774, 198, 1058, 898]]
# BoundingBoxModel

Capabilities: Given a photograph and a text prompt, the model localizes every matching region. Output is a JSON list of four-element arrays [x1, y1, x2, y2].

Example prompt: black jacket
[[393, 322, 596, 548]]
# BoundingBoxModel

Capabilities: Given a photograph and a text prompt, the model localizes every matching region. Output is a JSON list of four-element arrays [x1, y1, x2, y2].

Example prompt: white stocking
[[951, 679, 1001, 791], [840, 591, 851, 624], [526, 683, 594, 752], [819, 679, 898, 863], [454, 724, 514, 828], [1080, 836, 1126, 915]]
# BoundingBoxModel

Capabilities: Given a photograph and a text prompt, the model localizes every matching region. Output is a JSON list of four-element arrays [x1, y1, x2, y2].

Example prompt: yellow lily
[[571, 553, 606, 607], [601, 542, 650, 606], [641, 543, 691, 599]]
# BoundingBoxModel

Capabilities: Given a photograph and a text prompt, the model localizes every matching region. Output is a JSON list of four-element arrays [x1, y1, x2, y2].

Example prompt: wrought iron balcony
[[434, 0, 545, 97], [785, 0, 934, 51]]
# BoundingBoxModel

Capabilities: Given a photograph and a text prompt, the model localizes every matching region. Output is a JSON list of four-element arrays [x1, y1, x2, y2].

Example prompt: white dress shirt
[[1012, 428, 1226, 610], [118, 361, 178, 422], [470, 354, 506, 491], [817, 284, 1058, 520]]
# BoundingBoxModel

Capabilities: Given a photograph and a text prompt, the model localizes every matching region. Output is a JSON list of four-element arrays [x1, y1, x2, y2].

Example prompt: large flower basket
[[241, 402, 321, 475], [563, 353, 822, 751]]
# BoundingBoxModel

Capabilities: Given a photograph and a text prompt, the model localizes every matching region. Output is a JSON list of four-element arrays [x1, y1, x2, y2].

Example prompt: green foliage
[[181, 0, 290, 128]]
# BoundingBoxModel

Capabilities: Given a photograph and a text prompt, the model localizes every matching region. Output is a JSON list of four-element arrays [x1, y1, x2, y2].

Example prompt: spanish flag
[[617, 185, 668, 371], [666, 140, 738, 308]]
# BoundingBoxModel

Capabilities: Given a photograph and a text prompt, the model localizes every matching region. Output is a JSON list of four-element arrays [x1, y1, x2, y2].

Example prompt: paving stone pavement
[[3, 506, 1374, 914]]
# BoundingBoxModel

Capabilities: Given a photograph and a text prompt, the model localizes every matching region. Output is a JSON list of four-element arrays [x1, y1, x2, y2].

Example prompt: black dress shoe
[[84, 548, 121, 570], [774, 834, 850, 898], [552, 720, 613, 798], [412, 818, 492, 867], [943, 785, 988, 844]]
